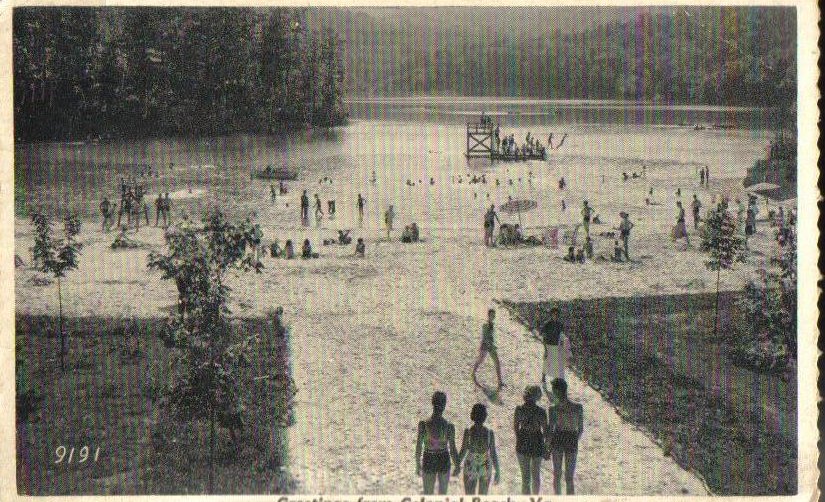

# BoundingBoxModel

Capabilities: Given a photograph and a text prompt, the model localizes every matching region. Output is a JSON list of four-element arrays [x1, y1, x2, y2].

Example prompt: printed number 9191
[[55, 446, 100, 464]]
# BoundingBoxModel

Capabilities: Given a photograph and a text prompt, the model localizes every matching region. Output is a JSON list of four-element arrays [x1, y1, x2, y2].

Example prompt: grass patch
[[504, 291, 796, 495], [16, 314, 295, 495]]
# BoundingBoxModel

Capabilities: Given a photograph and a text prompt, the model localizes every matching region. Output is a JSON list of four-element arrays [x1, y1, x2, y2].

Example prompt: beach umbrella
[[500, 198, 537, 226]]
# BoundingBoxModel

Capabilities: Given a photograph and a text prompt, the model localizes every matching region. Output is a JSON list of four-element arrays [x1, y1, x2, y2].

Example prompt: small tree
[[699, 201, 747, 337], [31, 211, 82, 371], [147, 210, 263, 494]]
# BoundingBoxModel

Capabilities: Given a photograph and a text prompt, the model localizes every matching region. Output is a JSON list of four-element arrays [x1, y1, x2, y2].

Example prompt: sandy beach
[[15, 119, 789, 494]]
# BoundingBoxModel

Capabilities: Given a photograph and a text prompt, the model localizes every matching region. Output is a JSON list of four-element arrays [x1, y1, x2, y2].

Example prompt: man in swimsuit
[[357, 193, 365, 227], [300, 190, 310, 225], [100, 197, 111, 232], [619, 212, 634, 260], [691, 194, 702, 230], [472, 309, 504, 391], [484, 205, 501, 247], [547, 378, 584, 495], [415, 391, 459, 494], [581, 201, 593, 237]]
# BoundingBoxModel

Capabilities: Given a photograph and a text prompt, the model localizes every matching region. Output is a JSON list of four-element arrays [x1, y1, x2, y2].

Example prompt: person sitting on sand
[[301, 239, 315, 259], [455, 403, 500, 495], [416, 391, 459, 495], [575, 248, 585, 263], [284, 240, 295, 259], [547, 378, 584, 495], [338, 230, 352, 245], [622, 172, 629, 182], [269, 240, 282, 258], [354, 238, 365, 257], [563, 246, 576, 263], [592, 214, 602, 225]]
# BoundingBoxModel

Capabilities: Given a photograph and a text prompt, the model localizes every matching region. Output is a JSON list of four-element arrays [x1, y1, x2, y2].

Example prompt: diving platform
[[465, 121, 546, 162]]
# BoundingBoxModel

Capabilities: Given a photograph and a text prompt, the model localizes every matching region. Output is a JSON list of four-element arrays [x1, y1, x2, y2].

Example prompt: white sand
[[15, 124, 787, 494]]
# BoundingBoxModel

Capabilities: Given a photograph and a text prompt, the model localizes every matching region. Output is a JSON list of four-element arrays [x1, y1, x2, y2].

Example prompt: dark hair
[[551, 378, 568, 397], [488, 308, 495, 316], [470, 403, 487, 424], [432, 391, 447, 415]]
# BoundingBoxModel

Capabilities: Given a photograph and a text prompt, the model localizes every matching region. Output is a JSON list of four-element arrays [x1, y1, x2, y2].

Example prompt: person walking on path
[[455, 403, 500, 494], [691, 194, 702, 230], [300, 190, 310, 226], [384, 205, 396, 239], [535, 305, 570, 393], [314, 194, 324, 227], [581, 201, 593, 237], [154, 193, 164, 227], [674, 201, 690, 247], [472, 308, 504, 391], [416, 391, 459, 495], [357, 193, 366, 227], [514, 386, 547, 495], [547, 378, 584, 495], [484, 205, 501, 247], [619, 212, 634, 260]]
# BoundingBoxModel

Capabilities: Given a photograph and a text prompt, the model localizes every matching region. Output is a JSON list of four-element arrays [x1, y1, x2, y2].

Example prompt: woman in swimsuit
[[415, 391, 459, 494], [455, 403, 500, 494], [547, 378, 584, 495], [514, 385, 547, 494]]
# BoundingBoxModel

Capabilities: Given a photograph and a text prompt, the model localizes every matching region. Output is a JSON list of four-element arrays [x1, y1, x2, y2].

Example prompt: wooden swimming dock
[[465, 121, 546, 162]]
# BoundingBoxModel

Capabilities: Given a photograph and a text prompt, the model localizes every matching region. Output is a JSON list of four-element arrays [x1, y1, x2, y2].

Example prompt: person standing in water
[[619, 211, 634, 260], [472, 308, 504, 391], [384, 205, 396, 239], [455, 403, 500, 494], [357, 193, 366, 227], [484, 205, 501, 247], [416, 391, 459, 495], [514, 385, 547, 495], [547, 378, 584, 495]]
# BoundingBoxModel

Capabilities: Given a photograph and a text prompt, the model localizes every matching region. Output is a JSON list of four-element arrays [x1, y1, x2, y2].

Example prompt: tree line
[[334, 7, 795, 113], [13, 7, 347, 141]]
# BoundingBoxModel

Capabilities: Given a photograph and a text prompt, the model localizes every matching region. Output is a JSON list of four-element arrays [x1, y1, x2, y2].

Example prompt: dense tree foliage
[[14, 8, 346, 141], [326, 7, 795, 112]]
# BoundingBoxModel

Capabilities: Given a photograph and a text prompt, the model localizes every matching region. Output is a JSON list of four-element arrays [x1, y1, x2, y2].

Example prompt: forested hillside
[[13, 8, 346, 141], [314, 7, 795, 111]]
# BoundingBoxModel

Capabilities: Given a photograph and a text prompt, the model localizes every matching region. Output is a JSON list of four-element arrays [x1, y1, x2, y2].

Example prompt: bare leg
[[422, 472, 436, 494], [517, 454, 531, 495], [552, 450, 563, 494], [489, 351, 504, 388], [437, 472, 449, 494], [472, 350, 487, 386], [478, 476, 490, 495], [530, 456, 542, 494], [464, 473, 477, 495], [565, 448, 578, 494]]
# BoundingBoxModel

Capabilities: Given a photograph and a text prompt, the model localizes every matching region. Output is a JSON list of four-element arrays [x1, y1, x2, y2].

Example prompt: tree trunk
[[714, 266, 721, 337], [58, 276, 65, 372]]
